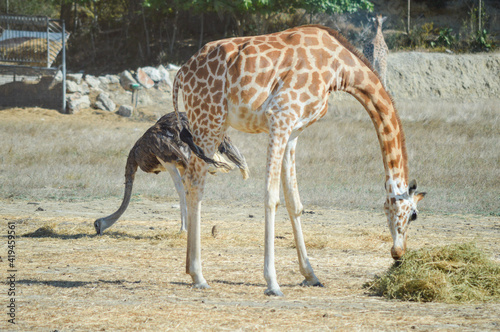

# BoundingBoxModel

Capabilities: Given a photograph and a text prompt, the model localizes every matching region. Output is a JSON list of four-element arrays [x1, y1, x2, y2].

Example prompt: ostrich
[[94, 112, 249, 235]]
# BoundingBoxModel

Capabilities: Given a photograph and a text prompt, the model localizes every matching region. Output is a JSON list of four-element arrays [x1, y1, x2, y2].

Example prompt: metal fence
[[0, 15, 69, 111]]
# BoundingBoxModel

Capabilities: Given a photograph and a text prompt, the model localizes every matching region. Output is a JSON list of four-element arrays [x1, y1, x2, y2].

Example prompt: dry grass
[[0, 203, 498, 330], [1, 97, 498, 216], [365, 242, 500, 303], [1, 81, 499, 330]]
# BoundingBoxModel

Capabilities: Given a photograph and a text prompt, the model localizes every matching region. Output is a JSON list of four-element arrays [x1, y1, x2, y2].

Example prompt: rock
[[53, 70, 64, 82], [66, 80, 80, 93], [80, 82, 90, 95], [141, 66, 162, 82], [211, 225, 219, 238], [66, 93, 90, 114], [106, 74, 120, 84], [67, 73, 83, 84], [95, 92, 116, 111], [85, 75, 101, 89], [120, 70, 138, 92], [99, 76, 111, 85], [158, 65, 173, 88], [166, 63, 180, 71], [136, 68, 155, 89], [116, 105, 133, 117]]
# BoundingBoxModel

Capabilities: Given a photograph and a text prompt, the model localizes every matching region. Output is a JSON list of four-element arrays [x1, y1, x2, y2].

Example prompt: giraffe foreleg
[[185, 156, 210, 289], [281, 136, 323, 288], [263, 123, 295, 296]]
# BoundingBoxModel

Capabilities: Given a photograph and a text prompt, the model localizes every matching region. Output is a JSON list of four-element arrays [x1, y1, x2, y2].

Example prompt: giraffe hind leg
[[281, 136, 322, 288]]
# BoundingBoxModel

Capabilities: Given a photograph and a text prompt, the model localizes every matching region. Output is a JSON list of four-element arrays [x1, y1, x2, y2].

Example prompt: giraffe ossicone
[[174, 25, 425, 296]]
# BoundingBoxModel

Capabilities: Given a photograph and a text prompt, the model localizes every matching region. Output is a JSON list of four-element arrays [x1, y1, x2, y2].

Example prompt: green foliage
[[365, 243, 500, 303], [473, 29, 493, 51], [0, 0, 59, 17], [436, 27, 455, 47], [1, 0, 376, 69], [298, 0, 373, 15]]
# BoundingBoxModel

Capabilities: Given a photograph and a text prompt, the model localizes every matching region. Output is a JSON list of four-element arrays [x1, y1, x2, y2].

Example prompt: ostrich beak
[[94, 220, 102, 236]]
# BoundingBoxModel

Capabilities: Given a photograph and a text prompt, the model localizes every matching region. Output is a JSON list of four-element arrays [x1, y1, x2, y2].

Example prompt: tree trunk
[[169, 11, 178, 56], [142, 7, 151, 60], [478, 0, 482, 32], [407, 0, 411, 34], [198, 13, 204, 50]]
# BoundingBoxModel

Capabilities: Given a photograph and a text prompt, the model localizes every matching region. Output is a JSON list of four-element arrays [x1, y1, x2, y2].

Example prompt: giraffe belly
[[226, 103, 270, 134]]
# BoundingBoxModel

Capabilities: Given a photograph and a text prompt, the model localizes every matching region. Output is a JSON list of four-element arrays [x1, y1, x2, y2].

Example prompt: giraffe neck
[[343, 72, 408, 194], [376, 24, 383, 38]]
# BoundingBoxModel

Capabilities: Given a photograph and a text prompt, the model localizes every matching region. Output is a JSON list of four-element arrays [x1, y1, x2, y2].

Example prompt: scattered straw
[[364, 242, 500, 303], [22, 223, 58, 238]]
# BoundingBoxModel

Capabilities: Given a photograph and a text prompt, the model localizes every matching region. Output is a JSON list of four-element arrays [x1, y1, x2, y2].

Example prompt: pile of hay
[[365, 242, 500, 303], [1, 38, 48, 66]]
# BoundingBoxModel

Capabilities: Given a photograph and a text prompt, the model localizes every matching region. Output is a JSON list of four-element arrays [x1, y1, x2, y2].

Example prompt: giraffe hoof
[[264, 288, 284, 297], [300, 279, 324, 287], [192, 282, 211, 290]]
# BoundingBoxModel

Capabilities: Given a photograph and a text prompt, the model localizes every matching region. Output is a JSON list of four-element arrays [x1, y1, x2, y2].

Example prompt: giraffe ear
[[408, 179, 417, 195], [414, 192, 426, 203], [382, 16, 388, 23]]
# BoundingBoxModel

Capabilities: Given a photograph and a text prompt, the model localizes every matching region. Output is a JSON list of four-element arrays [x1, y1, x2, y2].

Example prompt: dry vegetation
[[365, 242, 500, 303], [0, 96, 499, 330], [0, 38, 61, 67], [1, 96, 498, 216]]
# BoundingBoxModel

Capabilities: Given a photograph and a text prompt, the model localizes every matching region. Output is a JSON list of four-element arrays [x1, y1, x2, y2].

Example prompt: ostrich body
[[94, 112, 248, 235]]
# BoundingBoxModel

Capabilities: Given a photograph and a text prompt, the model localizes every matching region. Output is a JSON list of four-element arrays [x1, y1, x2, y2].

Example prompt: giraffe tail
[[173, 69, 232, 171], [179, 128, 233, 171], [172, 70, 183, 127]]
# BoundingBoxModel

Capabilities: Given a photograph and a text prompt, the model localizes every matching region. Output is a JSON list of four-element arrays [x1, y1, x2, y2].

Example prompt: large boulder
[[66, 80, 80, 93], [141, 66, 162, 82], [116, 105, 134, 117], [95, 92, 116, 112], [158, 65, 173, 88], [120, 70, 138, 92], [85, 75, 101, 89], [66, 93, 90, 114], [67, 73, 83, 84], [136, 68, 154, 89]]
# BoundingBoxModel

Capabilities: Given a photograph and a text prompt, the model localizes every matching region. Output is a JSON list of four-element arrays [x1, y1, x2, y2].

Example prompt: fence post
[[46, 17, 50, 68], [62, 19, 67, 113]]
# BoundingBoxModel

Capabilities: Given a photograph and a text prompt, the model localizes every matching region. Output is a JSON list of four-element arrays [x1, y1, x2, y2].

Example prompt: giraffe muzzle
[[391, 246, 405, 260]]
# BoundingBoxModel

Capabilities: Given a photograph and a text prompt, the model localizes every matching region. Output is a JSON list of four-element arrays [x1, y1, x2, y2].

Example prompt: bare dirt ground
[[1, 196, 499, 331]]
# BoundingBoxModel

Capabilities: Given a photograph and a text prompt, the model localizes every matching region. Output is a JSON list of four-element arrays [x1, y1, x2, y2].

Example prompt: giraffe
[[173, 25, 426, 296], [363, 15, 389, 87]]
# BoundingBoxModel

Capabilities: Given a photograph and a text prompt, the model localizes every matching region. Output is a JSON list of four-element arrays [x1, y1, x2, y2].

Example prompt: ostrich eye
[[409, 211, 418, 222]]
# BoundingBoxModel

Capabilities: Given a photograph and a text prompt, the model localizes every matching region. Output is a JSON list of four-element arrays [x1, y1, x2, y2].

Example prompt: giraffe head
[[372, 14, 387, 29], [384, 179, 426, 260]]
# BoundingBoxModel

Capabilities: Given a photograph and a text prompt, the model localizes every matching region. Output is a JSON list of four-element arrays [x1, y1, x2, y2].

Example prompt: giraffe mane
[[303, 25, 409, 184], [303, 25, 380, 81]]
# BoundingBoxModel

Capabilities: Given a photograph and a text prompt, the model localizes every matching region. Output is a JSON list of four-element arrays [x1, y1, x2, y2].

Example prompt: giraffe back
[[174, 25, 381, 138]]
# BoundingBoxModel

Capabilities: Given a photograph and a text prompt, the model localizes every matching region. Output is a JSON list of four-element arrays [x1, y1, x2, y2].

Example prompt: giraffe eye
[[409, 211, 417, 222]]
